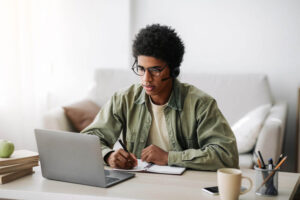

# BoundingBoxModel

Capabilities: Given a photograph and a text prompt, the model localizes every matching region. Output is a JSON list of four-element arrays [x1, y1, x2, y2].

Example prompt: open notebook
[[114, 159, 186, 175]]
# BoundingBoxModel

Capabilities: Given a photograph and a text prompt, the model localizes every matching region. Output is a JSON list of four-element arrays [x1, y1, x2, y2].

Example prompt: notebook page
[[113, 159, 185, 174], [147, 165, 186, 175]]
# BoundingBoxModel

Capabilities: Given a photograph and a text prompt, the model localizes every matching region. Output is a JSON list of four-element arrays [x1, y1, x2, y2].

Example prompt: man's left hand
[[141, 144, 168, 165]]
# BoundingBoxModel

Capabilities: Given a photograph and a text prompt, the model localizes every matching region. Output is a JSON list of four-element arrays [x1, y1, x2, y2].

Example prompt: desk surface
[[0, 167, 299, 200]]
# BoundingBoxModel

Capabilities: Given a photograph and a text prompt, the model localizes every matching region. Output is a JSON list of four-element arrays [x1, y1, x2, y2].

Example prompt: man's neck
[[150, 81, 173, 105]]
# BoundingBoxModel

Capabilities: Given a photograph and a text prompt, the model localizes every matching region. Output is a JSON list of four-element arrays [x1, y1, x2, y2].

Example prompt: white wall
[[30, 0, 131, 108], [0, 0, 23, 149], [131, 0, 300, 171], [0, 0, 131, 151]]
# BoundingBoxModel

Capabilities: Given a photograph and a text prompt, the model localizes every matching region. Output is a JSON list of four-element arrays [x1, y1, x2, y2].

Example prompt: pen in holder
[[255, 166, 278, 196]]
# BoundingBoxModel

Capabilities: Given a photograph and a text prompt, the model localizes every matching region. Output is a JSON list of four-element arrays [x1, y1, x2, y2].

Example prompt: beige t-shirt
[[146, 97, 170, 151]]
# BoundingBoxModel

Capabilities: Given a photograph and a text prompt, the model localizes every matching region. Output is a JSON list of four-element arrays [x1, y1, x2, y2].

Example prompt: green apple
[[0, 140, 15, 158]]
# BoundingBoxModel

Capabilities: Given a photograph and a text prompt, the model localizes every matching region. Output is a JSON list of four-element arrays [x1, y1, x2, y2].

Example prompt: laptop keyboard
[[104, 170, 120, 184], [105, 176, 120, 184], [104, 170, 110, 176]]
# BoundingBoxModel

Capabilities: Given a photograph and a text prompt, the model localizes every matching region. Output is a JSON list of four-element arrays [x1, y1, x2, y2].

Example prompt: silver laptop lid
[[35, 129, 107, 187]]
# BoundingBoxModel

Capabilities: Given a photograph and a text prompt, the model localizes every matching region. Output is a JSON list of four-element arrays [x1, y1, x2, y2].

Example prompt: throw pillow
[[231, 104, 271, 154], [63, 100, 100, 132]]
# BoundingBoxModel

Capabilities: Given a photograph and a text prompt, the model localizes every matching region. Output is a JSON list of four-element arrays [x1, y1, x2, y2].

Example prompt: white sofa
[[43, 69, 287, 168]]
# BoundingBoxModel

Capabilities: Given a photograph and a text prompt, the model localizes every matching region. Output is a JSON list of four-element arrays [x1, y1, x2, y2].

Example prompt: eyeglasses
[[131, 60, 167, 77]]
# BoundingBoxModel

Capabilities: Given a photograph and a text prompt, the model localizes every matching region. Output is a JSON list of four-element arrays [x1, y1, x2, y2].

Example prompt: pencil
[[256, 156, 287, 192], [276, 154, 283, 165], [273, 156, 287, 170], [257, 158, 262, 168], [258, 151, 266, 169]]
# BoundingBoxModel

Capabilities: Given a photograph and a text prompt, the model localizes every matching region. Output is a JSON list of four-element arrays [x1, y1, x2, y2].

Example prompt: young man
[[82, 24, 239, 171]]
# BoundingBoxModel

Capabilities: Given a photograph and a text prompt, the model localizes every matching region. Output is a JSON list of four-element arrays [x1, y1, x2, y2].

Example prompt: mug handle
[[240, 176, 253, 195]]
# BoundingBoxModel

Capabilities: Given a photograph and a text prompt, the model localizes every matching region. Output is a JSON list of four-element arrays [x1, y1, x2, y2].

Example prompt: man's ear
[[171, 67, 180, 78]]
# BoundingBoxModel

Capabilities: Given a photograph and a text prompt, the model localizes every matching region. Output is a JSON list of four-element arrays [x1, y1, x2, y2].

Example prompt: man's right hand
[[106, 149, 137, 169]]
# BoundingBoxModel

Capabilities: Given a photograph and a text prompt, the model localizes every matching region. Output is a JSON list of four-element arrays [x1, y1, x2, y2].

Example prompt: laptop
[[34, 129, 135, 188]]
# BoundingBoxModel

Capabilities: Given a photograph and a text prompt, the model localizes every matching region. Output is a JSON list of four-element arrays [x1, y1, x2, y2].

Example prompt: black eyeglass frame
[[131, 60, 168, 77]]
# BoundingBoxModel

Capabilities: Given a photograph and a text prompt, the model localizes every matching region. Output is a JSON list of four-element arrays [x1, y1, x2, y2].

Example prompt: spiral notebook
[[114, 159, 186, 175]]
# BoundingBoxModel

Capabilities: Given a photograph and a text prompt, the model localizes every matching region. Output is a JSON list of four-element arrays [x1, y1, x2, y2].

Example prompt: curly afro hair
[[132, 24, 185, 75]]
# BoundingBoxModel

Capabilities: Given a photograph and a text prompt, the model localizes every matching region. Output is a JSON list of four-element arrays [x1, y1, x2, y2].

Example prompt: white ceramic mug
[[217, 168, 253, 200]]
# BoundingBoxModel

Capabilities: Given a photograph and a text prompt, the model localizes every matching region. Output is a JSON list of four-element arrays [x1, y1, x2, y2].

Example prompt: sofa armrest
[[42, 107, 75, 132], [254, 102, 288, 163]]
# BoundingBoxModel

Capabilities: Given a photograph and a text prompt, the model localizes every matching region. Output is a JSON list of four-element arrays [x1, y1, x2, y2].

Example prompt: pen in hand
[[118, 139, 137, 164], [118, 139, 129, 152]]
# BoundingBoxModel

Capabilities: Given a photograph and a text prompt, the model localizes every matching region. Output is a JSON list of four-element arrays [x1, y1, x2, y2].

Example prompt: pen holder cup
[[255, 166, 278, 196]]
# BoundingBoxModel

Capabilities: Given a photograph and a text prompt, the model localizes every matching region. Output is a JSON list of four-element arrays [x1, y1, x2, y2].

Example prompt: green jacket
[[81, 79, 239, 171]]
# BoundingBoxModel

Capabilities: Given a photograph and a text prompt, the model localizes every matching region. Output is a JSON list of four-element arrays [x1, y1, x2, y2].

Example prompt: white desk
[[0, 167, 299, 200]]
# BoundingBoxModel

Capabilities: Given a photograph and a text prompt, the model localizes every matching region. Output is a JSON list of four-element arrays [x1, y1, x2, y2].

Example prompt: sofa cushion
[[232, 104, 271, 153], [180, 73, 274, 125], [63, 100, 100, 132], [239, 154, 254, 168]]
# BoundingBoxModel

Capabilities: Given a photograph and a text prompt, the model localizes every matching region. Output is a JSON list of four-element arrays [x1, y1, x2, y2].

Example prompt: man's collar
[[167, 79, 183, 111], [134, 79, 183, 111], [134, 86, 146, 104]]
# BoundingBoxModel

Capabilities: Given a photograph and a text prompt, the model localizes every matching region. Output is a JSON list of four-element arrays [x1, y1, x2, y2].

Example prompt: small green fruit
[[0, 140, 15, 158]]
